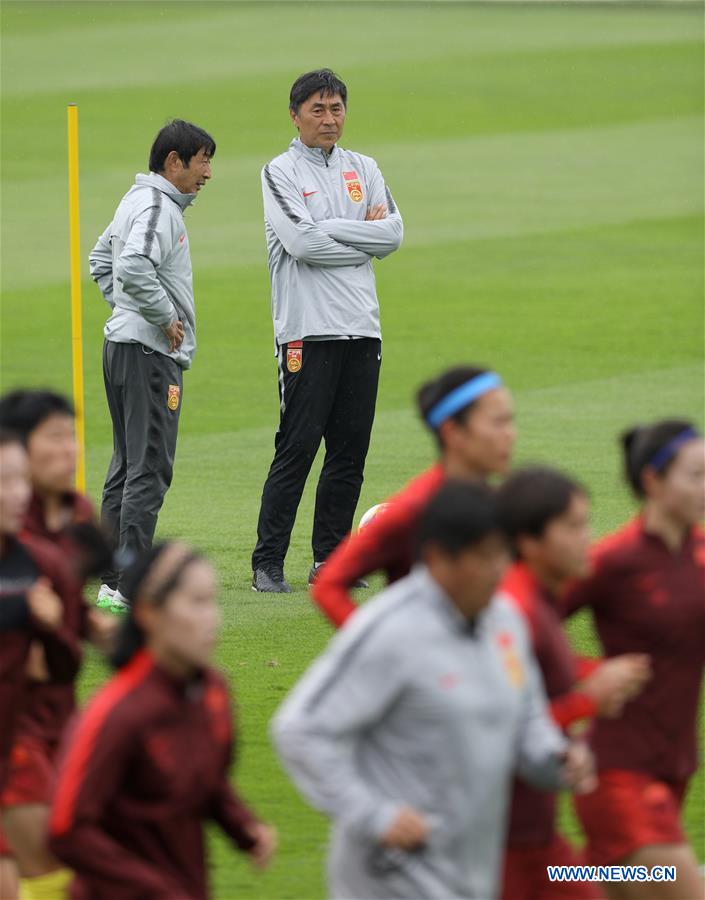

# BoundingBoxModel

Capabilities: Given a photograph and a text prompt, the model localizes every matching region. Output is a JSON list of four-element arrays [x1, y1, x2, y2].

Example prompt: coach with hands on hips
[[252, 68, 403, 593], [89, 120, 215, 611]]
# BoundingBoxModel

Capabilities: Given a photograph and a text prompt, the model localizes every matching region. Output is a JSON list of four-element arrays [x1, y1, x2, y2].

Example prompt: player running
[[311, 364, 515, 625], [496, 467, 651, 900], [0, 390, 107, 606], [50, 541, 276, 899], [0, 429, 80, 900], [561, 420, 705, 900], [0, 391, 113, 899], [275, 481, 596, 899]]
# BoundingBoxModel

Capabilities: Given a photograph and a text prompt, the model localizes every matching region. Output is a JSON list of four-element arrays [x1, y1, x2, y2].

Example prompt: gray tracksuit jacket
[[273, 566, 567, 900], [89, 172, 197, 369], [262, 138, 403, 347]]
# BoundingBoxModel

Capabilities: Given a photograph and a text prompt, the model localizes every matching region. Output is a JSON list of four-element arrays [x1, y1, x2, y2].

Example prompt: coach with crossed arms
[[252, 68, 403, 593]]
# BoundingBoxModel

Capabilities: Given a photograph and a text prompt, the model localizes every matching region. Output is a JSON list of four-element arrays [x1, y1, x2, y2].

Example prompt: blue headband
[[426, 372, 503, 430], [648, 427, 700, 471]]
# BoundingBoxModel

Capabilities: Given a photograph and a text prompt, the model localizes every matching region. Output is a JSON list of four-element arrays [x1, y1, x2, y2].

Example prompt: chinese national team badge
[[343, 170, 363, 203], [497, 631, 525, 688], [287, 341, 303, 373], [167, 384, 180, 411]]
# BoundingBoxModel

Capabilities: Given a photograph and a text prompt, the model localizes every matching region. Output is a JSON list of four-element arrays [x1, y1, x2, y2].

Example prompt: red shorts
[[0, 736, 55, 808], [502, 835, 604, 899], [575, 769, 687, 866]]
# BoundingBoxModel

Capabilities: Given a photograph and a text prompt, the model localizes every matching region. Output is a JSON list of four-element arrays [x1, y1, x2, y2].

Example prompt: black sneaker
[[308, 562, 369, 589], [252, 566, 292, 593]]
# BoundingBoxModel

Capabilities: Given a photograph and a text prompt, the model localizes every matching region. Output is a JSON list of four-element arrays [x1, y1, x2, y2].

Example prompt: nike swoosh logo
[[303, 191, 317, 198]]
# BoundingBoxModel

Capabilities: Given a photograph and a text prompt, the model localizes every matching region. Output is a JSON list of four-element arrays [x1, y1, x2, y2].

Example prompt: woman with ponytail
[[49, 542, 276, 899], [561, 420, 705, 900]]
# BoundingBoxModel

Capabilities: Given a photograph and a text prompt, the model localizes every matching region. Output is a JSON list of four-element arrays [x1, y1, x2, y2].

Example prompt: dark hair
[[0, 390, 74, 445], [289, 68, 347, 114], [112, 542, 203, 669], [497, 467, 586, 558], [0, 427, 24, 450], [621, 419, 698, 498], [416, 365, 491, 447], [148, 119, 216, 173], [415, 480, 502, 559]]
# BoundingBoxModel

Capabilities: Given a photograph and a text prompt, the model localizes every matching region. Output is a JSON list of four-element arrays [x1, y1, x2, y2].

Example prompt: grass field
[[1, 1, 703, 897]]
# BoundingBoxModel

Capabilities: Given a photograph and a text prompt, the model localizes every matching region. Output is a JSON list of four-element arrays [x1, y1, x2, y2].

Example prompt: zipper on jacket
[[320, 148, 329, 168]]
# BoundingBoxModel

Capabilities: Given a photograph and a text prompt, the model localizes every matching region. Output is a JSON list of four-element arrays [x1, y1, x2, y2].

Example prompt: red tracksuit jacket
[[0, 535, 81, 789], [561, 519, 705, 783], [18, 490, 94, 751], [50, 650, 260, 900], [501, 562, 600, 846]]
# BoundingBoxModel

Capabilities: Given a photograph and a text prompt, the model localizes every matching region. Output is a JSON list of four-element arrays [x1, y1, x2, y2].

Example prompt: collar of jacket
[[289, 137, 339, 167], [413, 564, 484, 637], [136, 648, 208, 700], [135, 172, 196, 210], [22, 489, 93, 540]]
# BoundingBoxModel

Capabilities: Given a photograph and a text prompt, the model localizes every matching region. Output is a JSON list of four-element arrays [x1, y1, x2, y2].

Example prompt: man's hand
[[365, 203, 387, 221], [162, 319, 185, 353], [381, 806, 429, 850], [581, 654, 651, 718], [561, 741, 597, 795], [245, 822, 277, 870], [26, 577, 63, 631]]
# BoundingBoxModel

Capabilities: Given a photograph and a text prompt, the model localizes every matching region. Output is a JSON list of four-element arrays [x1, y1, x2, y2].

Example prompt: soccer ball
[[358, 503, 389, 530]]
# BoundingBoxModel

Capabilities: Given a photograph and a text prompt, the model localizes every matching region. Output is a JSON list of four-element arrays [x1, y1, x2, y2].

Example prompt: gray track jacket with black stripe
[[89, 172, 197, 369], [272, 566, 567, 900], [262, 138, 403, 347]]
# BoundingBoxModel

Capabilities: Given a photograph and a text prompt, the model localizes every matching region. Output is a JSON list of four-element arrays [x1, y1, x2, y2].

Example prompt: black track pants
[[252, 338, 381, 572], [100, 340, 183, 592]]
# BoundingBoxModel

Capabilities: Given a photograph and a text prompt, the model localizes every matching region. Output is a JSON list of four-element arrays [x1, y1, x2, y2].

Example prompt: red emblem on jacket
[[343, 170, 363, 203]]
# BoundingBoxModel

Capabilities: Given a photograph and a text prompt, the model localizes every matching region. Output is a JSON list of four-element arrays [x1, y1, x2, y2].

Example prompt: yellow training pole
[[67, 103, 86, 493]]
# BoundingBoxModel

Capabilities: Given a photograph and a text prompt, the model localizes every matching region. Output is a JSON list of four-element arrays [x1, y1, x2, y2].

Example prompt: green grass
[[1, 2, 703, 898]]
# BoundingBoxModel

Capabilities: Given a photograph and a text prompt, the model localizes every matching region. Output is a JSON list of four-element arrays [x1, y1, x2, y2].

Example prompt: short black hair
[[621, 419, 697, 498], [289, 69, 347, 114], [416, 365, 491, 447], [148, 119, 216, 173], [0, 390, 74, 445], [497, 466, 586, 557], [415, 480, 502, 559]]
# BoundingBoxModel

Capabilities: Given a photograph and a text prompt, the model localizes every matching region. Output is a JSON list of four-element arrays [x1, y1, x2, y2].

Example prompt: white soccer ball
[[358, 503, 389, 531]]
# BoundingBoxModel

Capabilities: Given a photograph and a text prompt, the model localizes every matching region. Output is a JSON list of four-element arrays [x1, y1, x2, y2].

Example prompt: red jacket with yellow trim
[[501, 562, 600, 846]]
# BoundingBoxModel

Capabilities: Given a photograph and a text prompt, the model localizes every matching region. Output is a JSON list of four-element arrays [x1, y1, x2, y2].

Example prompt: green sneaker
[[96, 584, 116, 609], [109, 590, 131, 615]]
